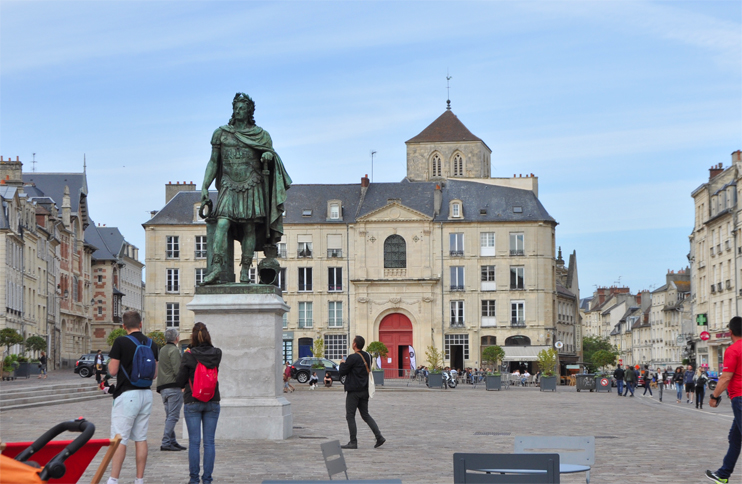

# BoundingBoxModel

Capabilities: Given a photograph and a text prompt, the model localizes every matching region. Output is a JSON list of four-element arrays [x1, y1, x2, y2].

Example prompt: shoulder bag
[[359, 351, 375, 399]]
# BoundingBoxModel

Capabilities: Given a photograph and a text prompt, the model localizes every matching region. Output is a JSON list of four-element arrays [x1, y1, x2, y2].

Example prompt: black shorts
[[685, 382, 695, 392]]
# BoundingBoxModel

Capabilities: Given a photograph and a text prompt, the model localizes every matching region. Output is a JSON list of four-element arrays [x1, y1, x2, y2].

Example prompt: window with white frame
[[481, 300, 496, 327], [328, 267, 342, 292], [328, 301, 343, 327], [166, 269, 179, 293], [195, 268, 206, 286], [509, 232, 524, 256], [450, 300, 465, 326], [511, 300, 525, 327], [510, 266, 524, 290], [166, 236, 179, 259], [298, 268, 312, 292], [324, 334, 348, 360], [298, 236, 313, 258], [444, 333, 469, 359], [450, 266, 465, 291], [277, 242, 287, 258], [480, 232, 495, 256], [166, 302, 180, 327], [282, 312, 288, 329], [330, 203, 340, 220], [195, 236, 207, 259], [298, 302, 313, 328], [276, 268, 286, 291], [327, 234, 343, 258], [452, 202, 462, 218], [481, 265, 496, 291], [450, 233, 464, 256]]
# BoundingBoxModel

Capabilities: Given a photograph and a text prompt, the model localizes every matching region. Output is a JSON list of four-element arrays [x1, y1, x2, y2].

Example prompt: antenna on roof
[[446, 70, 452, 110], [83, 154, 86, 173], [370, 150, 377, 183], [32, 153, 37, 172], [614, 276, 622, 286]]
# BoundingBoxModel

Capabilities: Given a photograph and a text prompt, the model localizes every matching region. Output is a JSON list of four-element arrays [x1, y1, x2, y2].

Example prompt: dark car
[[74, 353, 109, 378], [289, 357, 346, 384]]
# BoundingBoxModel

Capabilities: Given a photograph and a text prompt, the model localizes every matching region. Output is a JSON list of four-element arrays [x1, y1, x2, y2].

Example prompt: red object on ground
[[2, 439, 110, 484]]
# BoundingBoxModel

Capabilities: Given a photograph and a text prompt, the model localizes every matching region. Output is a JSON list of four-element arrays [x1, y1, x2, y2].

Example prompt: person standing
[[37, 351, 47, 379], [673, 366, 684, 403], [613, 364, 625, 397], [642, 365, 653, 397], [106, 311, 159, 484], [706, 317, 742, 483], [177, 322, 222, 484], [624, 365, 636, 397], [696, 368, 708, 410], [283, 362, 295, 393], [685, 364, 696, 403], [95, 350, 105, 384], [338, 335, 385, 449], [658, 367, 669, 402], [156, 328, 186, 452]]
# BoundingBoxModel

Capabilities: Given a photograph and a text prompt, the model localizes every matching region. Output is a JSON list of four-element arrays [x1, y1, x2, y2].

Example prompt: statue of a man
[[200, 93, 292, 285]]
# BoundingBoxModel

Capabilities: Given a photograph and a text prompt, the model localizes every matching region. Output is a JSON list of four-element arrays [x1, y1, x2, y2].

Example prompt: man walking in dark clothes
[[338, 335, 385, 449]]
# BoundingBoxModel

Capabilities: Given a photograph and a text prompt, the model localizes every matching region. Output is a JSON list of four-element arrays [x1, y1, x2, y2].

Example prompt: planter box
[[540, 375, 558, 392], [595, 376, 612, 393], [2, 370, 16, 381], [372, 370, 384, 387], [427, 372, 444, 388], [14, 362, 34, 379], [312, 368, 326, 384], [485, 374, 502, 391]]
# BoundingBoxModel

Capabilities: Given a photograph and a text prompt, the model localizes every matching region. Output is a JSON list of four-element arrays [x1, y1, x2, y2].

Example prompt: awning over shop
[[502, 345, 552, 362]]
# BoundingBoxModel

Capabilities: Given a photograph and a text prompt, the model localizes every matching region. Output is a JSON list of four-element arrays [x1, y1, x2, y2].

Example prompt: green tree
[[147, 330, 166, 349], [312, 338, 324, 359], [25, 335, 47, 357], [591, 349, 617, 372], [0, 328, 24, 355], [366, 341, 389, 370], [481, 345, 505, 374], [537, 348, 559, 376], [107, 328, 128, 348], [425, 345, 444, 372], [582, 336, 619, 373]]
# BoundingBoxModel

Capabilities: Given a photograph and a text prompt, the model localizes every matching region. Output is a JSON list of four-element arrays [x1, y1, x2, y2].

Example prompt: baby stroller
[[0, 417, 122, 483]]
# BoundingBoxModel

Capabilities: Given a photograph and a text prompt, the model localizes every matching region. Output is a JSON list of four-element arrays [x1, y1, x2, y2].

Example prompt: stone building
[[648, 270, 690, 368], [144, 106, 578, 372]]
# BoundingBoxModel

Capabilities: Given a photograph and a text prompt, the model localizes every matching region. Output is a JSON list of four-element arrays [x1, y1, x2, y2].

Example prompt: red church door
[[379, 313, 413, 378]]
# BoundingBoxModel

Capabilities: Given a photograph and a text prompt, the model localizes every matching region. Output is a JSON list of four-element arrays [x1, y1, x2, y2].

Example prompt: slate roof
[[651, 284, 668, 294], [580, 297, 593, 311], [23, 173, 87, 213], [557, 284, 576, 299], [144, 178, 556, 226], [675, 281, 690, 293], [85, 223, 128, 261], [406, 110, 487, 147]]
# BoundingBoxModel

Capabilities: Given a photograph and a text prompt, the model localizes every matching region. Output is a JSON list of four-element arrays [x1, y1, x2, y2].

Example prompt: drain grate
[[474, 432, 511, 436], [298, 436, 327, 439], [595, 436, 618, 439]]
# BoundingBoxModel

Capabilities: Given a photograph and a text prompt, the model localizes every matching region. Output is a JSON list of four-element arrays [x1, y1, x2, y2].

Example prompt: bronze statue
[[200, 93, 291, 285]]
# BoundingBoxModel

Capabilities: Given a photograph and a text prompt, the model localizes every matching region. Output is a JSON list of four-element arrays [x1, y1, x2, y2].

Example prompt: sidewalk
[[0, 368, 86, 386]]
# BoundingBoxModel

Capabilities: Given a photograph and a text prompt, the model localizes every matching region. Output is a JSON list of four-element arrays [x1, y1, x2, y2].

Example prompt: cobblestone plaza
[[0, 379, 734, 483]]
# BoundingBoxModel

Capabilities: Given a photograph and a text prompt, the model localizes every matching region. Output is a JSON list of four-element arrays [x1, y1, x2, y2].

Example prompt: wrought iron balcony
[[328, 285, 343, 292], [297, 249, 313, 258], [327, 249, 343, 258], [450, 285, 465, 292], [449, 250, 464, 257], [277, 248, 287, 258], [510, 249, 524, 256], [510, 319, 526, 327], [449, 322, 465, 328]]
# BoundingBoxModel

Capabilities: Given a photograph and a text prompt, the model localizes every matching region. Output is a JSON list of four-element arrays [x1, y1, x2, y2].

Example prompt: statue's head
[[229, 92, 255, 126]]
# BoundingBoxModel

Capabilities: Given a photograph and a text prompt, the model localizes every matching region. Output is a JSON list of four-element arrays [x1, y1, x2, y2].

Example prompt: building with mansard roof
[[143, 105, 579, 373]]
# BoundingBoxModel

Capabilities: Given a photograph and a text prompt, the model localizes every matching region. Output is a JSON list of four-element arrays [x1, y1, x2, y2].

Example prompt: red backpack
[[190, 361, 218, 402]]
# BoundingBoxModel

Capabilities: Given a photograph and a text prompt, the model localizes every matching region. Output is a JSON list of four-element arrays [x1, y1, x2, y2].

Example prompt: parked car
[[74, 353, 109, 378], [289, 357, 346, 384]]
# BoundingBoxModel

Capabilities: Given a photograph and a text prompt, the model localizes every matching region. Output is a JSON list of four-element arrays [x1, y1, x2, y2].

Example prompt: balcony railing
[[277, 248, 287, 258], [298, 249, 313, 258], [711, 284, 716, 293], [510, 284, 525, 290], [450, 322, 465, 328], [511, 319, 526, 327], [718, 282, 723, 292], [510, 249, 524, 256], [450, 285, 465, 292], [327, 249, 343, 258], [298, 284, 313, 292], [298, 320, 313, 328], [327, 320, 344, 328], [328, 285, 343, 292], [449, 250, 464, 257], [727, 280, 732, 290]]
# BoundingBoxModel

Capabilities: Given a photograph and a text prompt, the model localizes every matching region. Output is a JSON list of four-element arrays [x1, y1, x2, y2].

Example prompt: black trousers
[[345, 390, 382, 443], [696, 388, 705, 408]]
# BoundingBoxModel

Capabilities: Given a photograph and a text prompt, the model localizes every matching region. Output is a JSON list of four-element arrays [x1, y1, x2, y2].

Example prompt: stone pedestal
[[186, 284, 292, 440]]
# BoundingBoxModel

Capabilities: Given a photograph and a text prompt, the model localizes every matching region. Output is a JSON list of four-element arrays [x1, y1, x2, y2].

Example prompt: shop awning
[[502, 345, 552, 362]]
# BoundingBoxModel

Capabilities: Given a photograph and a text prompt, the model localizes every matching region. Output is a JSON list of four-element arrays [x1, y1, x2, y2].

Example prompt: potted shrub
[[367, 341, 388, 386], [537, 348, 559, 392], [311, 339, 326, 383], [2, 354, 19, 381], [482, 345, 505, 391], [425, 345, 444, 388]]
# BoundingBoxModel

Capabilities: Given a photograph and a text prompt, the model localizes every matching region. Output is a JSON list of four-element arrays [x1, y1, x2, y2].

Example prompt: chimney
[[710, 163, 724, 180], [733, 150, 742, 164], [165, 181, 197, 204], [0, 156, 23, 187], [434, 184, 442, 216], [361, 174, 369, 188]]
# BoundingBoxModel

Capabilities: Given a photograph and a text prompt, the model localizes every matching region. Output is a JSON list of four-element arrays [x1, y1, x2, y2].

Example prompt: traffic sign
[[700, 331, 711, 341], [555, 341, 564, 349], [599, 378, 609, 387]]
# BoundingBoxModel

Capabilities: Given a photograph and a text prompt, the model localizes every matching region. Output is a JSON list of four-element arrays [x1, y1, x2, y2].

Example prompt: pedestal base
[[186, 285, 292, 440]]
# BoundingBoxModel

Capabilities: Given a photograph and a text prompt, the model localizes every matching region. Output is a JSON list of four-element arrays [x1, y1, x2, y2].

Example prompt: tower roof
[[406, 110, 483, 144]]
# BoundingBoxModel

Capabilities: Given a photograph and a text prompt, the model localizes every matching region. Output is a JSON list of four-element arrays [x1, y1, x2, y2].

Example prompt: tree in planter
[[3, 354, 20, 373], [25, 335, 47, 359], [366, 341, 389, 370], [311, 338, 325, 368], [536, 348, 558, 377], [481, 345, 505, 375], [583, 336, 619, 373], [425, 345, 444, 373], [0, 328, 24, 356], [107, 328, 128, 348], [147, 330, 166, 349], [591, 349, 617, 373]]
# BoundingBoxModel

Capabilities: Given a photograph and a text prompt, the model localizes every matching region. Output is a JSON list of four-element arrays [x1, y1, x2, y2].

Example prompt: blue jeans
[[616, 380, 624, 395], [676, 382, 683, 401], [718, 397, 742, 478], [184, 401, 220, 484]]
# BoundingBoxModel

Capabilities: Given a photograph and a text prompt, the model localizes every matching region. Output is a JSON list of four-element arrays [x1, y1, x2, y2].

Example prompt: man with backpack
[[106, 311, 159, 484]]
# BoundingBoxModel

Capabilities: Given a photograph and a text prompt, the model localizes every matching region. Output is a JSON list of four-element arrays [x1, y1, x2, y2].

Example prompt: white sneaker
[[107, 478, 118, 484]]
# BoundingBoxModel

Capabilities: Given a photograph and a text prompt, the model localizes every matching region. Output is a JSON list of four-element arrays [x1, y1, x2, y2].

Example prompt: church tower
[[405, 104, 491, 182]]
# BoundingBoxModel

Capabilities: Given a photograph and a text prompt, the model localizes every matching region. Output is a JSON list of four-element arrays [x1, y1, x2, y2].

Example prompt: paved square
[[0, 381, 735, 483]]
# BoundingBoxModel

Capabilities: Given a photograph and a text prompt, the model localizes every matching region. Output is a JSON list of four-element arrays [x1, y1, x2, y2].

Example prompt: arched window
[[504, 335, 531, 346], [453, 153, 464, 176], [384, 235, 406, 268], [432, 154, 441, 177]]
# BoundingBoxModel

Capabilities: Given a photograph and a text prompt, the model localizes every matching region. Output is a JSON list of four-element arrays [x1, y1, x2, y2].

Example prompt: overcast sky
[[1, 1, 740, 296]]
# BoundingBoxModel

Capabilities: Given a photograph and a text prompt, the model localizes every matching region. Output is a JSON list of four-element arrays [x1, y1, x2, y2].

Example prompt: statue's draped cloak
[[212, 124, 292, 246]]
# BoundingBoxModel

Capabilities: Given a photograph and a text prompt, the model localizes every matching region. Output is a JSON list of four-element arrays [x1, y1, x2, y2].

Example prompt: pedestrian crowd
[[613, 362, 710, 408]]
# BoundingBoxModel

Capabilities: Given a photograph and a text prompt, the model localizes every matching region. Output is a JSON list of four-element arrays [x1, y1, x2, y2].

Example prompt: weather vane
[[446, 70, 452, 110]]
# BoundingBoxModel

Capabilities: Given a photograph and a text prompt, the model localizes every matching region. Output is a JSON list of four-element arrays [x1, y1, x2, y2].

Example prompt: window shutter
[[327, 234, 342, 249], [298, 235, 312, 243]]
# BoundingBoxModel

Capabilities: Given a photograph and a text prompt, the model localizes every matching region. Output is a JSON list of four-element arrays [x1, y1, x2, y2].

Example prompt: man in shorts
[[106, 311, 159, 484]]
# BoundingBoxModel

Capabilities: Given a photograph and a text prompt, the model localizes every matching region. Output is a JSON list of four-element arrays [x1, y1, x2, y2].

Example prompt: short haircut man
[[353, 335, 365, 351], [157, 328, 185, 452], [106, 311, 159, 484]]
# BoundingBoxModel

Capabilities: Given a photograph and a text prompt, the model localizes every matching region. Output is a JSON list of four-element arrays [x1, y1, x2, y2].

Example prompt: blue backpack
[[120, 335, 156, 388]]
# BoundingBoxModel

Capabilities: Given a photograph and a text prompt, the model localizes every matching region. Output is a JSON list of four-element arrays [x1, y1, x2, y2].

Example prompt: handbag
[[359, 351, 375, 399]]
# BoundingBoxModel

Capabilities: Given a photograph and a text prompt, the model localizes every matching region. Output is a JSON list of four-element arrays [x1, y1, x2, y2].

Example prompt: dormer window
[[326, 200, 342, 221], [449, 200, 463, 219], [330, 204, 339, 219]]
